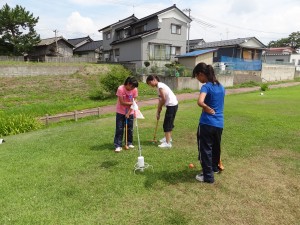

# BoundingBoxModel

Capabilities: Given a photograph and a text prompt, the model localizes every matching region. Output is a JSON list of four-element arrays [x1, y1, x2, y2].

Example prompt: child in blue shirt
[[192, 62, 225, 183]]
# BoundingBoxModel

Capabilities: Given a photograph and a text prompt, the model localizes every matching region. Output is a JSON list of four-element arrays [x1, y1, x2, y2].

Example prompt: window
[[114, 49, 120, 56], [171, 24, 181, 35], [105, 32, 111, 40], [149, 44, 171, 60], [135, 24, 147, 34], [171, 46, 181, 55]]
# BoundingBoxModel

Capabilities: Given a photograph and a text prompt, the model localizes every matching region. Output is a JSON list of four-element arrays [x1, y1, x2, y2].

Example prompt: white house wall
[[290, 54, 300, 71], [240, 38, 264, 49]]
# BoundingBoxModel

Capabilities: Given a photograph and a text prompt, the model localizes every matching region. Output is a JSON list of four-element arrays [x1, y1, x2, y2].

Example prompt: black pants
[[197, 124, 223, 183]]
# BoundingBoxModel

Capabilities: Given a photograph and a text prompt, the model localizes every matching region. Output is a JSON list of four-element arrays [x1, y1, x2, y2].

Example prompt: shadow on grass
[[100, 160, 119, 169], [90, 143, 112, 151], [139, 169, 198, 188]]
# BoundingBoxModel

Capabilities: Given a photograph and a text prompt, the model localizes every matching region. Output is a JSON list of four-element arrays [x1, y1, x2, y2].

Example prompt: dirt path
[[41, 82, 300, 124]]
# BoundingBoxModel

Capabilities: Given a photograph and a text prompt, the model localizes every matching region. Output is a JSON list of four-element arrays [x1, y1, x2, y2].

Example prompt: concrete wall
[[140, 74, 233, 90], [261, 63, 295, 82], [0, 65, 82, 77], [233, 70, 262, 84]]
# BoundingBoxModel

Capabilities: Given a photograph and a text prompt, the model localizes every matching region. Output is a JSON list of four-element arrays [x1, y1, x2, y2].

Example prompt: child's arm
[[197, 92, 215, 115], [156, 88, 165, 119]]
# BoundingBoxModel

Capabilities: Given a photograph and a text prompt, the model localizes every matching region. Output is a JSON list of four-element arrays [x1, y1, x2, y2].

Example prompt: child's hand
[[204, 106, 215, 115]]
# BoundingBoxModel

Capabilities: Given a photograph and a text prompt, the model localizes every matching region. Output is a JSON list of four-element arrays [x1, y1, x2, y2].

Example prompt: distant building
[[176, 49, 217, 68], [193, 37, 266, 62], [98, 4, 192, 68], [28, 36, 74, 61], [263, 47, 296, 64], [187, 39, 205, 52]]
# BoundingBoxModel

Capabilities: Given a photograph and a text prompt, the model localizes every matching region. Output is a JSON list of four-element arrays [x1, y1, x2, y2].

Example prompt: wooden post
[[74, 111, 78, 121], [46, 114, 49, 126]]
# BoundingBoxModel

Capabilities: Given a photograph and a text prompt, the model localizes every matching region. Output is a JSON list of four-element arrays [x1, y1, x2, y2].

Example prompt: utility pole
[[53, 29, 58, 54], [183, 8, 191, 53]]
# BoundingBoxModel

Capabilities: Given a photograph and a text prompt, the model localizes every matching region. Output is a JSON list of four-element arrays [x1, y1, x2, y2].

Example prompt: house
[[68, 36, 93, 49], [98, 4, 192, 68], [193, 37, 266, 61], [73, 40, 103, 59], [176, 48, 217, 68], [192, 37, 266, 70], [28, 36, 74, 61], [262, 47, 295, 64]]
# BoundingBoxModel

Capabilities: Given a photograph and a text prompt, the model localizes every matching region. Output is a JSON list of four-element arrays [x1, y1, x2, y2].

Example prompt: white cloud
[[65, 11, 101, 39]]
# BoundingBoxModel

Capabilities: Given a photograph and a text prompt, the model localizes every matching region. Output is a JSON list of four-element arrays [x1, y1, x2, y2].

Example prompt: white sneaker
[[158, 142, 172, 148], [159, 137, 173, 143], [114, 147, 122, 152], [195, 174, 204, 182], [128, 144, 135, 149]]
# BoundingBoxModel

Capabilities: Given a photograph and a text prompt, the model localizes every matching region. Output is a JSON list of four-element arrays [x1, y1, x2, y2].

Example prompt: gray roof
[[194, 37, 266, 49], [37, 37, 74, 47], [111, 28, 160, 45], [68, 36, 93, 46], [99, 4, 192, 32], [131, 4, 192, 25], [188, 39, 205, 46], [74, 40, 103, 52]]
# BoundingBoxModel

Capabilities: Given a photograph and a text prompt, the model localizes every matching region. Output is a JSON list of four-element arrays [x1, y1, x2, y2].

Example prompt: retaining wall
[[140, 74, 234, 91], [0, 65, 82, 77], [261, 63, 295, 82]]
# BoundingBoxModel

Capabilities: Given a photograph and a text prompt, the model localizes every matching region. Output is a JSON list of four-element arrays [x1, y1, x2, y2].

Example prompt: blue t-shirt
[[199, 82, 225, 128]]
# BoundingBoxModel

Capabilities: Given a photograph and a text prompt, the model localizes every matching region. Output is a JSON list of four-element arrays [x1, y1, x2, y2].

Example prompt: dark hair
[[124, 76, 139, 88], [146, 75, 160, 83], [192, 62, 220, 85]]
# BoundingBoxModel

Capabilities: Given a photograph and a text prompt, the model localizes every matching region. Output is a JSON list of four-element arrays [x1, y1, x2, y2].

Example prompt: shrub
[[260, 83, 269, 91], [144, 61, 150, 67], [100, 66, 132, 96], [239, 81, 259, 88], [0, 113, 42, 137]]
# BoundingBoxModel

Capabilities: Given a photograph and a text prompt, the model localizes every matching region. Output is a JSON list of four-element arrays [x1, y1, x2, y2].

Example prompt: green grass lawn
[[0, 86, 299, 224]]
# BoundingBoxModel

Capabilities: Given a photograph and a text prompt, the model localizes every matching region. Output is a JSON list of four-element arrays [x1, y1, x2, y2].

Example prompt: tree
[[0, 4, 40, 55], [268, 31, 300, 51]]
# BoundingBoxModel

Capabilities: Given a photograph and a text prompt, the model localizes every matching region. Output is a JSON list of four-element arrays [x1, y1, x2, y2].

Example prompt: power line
[[192, 14, 289, 35]]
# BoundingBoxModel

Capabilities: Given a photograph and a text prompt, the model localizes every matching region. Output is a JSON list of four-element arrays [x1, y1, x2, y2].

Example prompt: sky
[[1, 0, 300, 45]]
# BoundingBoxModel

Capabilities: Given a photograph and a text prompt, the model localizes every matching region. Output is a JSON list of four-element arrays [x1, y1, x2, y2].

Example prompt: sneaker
[[195, 174, 204, 182], [128, 144, 135, 149], [114, 147, 122, 153], [214, 170, 221, 174], [159, 137, 173, 143], [158, 142, 172, 148]]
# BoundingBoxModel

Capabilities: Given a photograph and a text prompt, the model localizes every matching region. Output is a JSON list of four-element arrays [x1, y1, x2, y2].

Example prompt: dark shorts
[[163, 105, 178, 132]]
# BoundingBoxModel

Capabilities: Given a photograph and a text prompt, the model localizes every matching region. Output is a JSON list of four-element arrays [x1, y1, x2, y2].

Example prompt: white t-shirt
[[157, 82, 178, 106]]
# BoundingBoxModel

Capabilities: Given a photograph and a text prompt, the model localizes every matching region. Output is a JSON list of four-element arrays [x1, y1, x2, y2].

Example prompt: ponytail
[[193, 62, 220, 85]]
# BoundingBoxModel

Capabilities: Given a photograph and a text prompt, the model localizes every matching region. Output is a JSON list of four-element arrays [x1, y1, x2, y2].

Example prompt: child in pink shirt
[[114, 76, 139, 152]]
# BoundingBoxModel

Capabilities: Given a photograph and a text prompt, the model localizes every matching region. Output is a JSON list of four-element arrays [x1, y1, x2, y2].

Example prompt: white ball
[[260, 92, 264, 95]]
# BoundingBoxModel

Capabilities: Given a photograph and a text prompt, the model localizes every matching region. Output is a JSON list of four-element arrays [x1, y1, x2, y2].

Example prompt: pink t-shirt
[[116, 85, 138, 115]]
